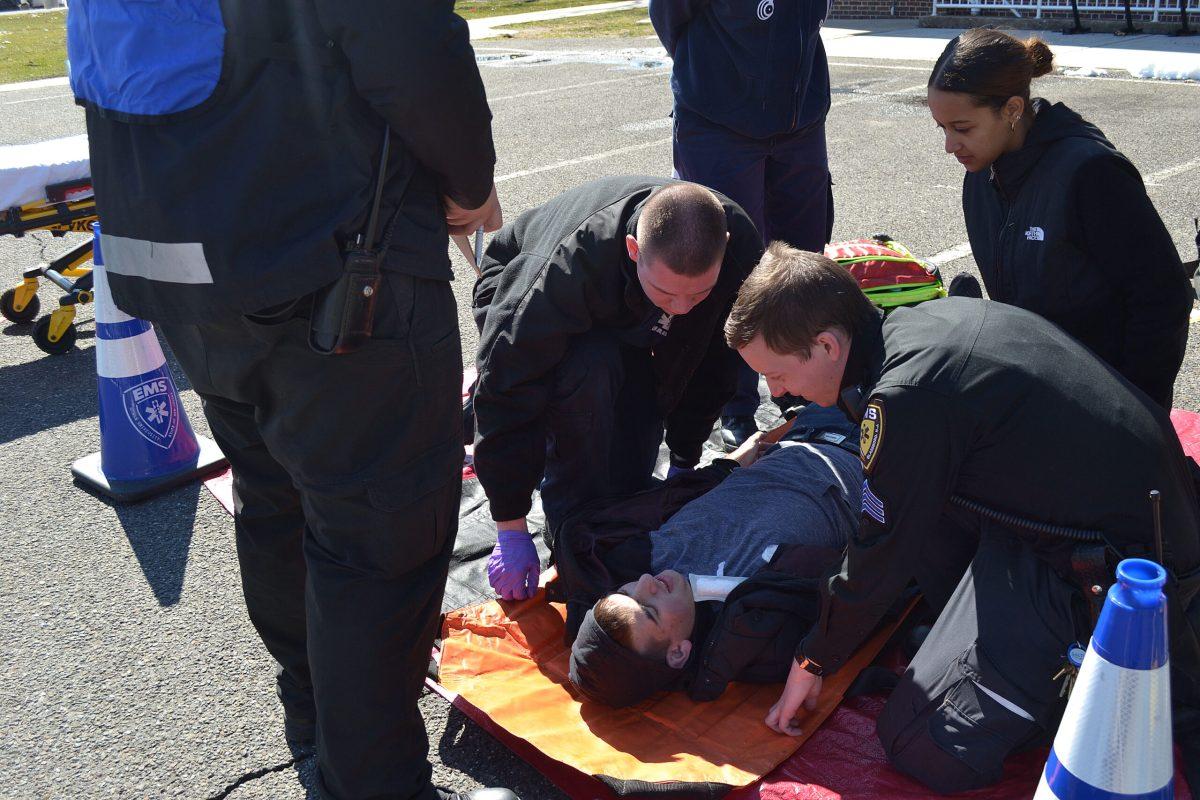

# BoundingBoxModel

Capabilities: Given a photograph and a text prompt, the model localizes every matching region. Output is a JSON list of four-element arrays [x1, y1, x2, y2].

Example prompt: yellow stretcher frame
[[1, 178, 98, 355]]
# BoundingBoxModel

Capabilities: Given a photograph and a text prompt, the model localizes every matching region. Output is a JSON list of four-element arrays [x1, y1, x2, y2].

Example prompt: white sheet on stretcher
[[0, 135, 91, 210]]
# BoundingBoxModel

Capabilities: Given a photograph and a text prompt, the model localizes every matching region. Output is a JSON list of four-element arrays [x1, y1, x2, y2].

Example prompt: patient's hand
[[729, 432, 770, 468]]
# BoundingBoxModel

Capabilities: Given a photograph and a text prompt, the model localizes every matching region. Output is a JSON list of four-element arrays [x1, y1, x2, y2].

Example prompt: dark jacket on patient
[[962, 100, 1191, 408]]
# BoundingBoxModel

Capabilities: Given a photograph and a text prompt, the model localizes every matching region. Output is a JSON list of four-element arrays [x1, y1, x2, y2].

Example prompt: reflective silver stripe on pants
[[100, 233, 214, 284], [973, 680, 1035, 722]]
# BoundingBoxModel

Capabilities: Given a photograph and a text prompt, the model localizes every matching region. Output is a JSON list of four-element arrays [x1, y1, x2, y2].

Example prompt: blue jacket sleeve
[[648, 0, 711, 57]]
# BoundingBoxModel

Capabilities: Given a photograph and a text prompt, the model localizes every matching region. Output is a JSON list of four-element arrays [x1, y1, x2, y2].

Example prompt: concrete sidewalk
[[821, 18, 1200, 77]]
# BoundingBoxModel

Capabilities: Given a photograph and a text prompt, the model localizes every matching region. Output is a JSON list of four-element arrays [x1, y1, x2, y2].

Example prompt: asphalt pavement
[[1, 28, 1198, 800]]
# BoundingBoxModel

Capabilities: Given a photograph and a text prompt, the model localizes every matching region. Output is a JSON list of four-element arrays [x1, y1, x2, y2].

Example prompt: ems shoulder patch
[[862, 478, 886, 525], [860, 399, 885, 473]]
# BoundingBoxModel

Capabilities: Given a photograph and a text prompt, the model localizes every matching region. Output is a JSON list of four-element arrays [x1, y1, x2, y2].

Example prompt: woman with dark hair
[[928, 28, 1191, 408]]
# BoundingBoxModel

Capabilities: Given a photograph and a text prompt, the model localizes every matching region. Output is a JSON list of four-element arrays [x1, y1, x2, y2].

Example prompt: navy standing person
[[650, 0, 835, 448]]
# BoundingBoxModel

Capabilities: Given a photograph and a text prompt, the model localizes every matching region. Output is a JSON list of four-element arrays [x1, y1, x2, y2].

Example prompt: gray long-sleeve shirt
[[649, 440, 862, 578]]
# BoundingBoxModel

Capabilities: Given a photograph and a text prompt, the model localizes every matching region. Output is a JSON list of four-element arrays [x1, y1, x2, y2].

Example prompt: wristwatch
[[796, 655, 825, 677]]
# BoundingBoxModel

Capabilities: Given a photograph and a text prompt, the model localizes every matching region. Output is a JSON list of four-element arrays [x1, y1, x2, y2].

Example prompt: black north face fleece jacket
[[962, 100, 1191, 408]]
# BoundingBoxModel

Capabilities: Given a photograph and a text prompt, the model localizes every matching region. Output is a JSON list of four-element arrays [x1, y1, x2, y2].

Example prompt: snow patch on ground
[[1131, 59, 1200, 81], [1062, 66, 1109, 78]]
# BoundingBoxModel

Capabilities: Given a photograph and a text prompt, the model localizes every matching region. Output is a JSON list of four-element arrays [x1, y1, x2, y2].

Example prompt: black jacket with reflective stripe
[[77, 0, 495, 322]]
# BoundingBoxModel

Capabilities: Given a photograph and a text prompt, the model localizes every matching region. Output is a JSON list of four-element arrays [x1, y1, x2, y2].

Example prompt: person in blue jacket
[[68, 2, 514, 799], [650, 0, 835, 449]]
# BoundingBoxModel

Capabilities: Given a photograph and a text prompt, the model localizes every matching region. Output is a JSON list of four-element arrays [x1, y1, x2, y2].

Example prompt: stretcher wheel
[[32, 314, 77, 355], [1, 288, 39, 324]]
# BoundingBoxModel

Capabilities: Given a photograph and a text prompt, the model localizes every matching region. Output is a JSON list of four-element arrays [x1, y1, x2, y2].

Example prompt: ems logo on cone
[[1034, 558, 1173, 800], [72, 222, 226, 502]]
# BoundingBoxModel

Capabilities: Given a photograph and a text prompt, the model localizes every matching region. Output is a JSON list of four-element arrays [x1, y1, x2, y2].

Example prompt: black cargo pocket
[[363, 436, 463, 572], [935, 645, 1043, 784], [884, 644, 1043, 794]]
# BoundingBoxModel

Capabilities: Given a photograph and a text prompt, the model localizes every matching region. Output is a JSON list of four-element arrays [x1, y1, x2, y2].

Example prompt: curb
[[0, 75, 69, 92]]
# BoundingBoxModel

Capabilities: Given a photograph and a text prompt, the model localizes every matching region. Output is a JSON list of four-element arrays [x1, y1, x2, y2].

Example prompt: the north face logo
[[122, 376, 180, 449], [757, 0, 775, 20], [1025, 226, 1045, 241]]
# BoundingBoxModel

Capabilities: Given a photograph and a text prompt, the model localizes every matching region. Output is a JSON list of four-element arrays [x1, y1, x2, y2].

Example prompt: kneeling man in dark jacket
[[473, 176, 763, 602], [563, 405, 862, 707]]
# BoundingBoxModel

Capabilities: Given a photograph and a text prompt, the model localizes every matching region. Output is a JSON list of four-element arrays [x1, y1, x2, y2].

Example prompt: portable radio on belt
[[309, 126, 393, 356]]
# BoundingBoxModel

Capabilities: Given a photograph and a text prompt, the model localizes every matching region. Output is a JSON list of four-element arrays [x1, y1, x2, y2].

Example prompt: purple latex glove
[[487, 529, 541, 600], [666, 464, 692, 479]]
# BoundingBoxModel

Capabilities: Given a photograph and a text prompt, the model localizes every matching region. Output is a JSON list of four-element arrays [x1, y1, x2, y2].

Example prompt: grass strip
[[498, 7, 653, 37], [0, 10, 67, 84]]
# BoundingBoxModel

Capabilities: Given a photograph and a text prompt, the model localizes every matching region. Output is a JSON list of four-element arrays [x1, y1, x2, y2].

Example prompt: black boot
[[283, 712, 316, 756], [947, 273, 982, 298], [719, 415, 759, 452]]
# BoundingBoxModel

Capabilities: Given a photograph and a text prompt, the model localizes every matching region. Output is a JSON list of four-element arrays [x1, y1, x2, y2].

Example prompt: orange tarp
[[440, 585, 905, 790]]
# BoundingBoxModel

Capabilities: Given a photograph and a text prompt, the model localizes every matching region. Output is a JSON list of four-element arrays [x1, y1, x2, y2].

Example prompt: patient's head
[[600, 570, 696, 663], [568, 570, 697, 707]]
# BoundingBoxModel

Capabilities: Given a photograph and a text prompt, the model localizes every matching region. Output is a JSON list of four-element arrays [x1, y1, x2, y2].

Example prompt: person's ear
[[813, 330, 843, 364], [666, 638, 692, 669], [626, 234, 640, 263], [1004, 96, 1025, 127]]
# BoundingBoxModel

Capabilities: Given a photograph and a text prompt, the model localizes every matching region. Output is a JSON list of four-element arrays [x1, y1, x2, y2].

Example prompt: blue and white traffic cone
[[71, 222, 226, 502], [1034, 558, 1174, 800]]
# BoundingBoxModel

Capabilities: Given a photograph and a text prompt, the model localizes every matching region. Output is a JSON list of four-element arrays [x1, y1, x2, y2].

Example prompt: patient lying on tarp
[[550, 403, 862, 707]]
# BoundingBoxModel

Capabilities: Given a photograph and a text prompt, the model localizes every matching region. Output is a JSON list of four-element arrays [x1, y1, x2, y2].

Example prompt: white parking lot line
[[496, 137, 670, 183]]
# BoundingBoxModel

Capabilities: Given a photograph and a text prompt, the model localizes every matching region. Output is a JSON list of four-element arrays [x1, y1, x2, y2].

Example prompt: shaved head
[[636, 183, 729, 276]]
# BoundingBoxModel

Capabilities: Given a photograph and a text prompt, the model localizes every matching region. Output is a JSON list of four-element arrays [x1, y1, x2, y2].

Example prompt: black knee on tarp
[[875, 645, 1044, 795]]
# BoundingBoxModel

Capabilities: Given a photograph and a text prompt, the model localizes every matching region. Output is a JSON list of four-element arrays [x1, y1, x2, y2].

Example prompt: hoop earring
[[1011, 115, 1022, 132]]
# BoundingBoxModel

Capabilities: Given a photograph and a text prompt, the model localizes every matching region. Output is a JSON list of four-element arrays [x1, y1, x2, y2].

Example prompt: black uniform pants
[[876, 530, 1086, 794], [160, 274, 463, 800], [540, 331, 664, 533]]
